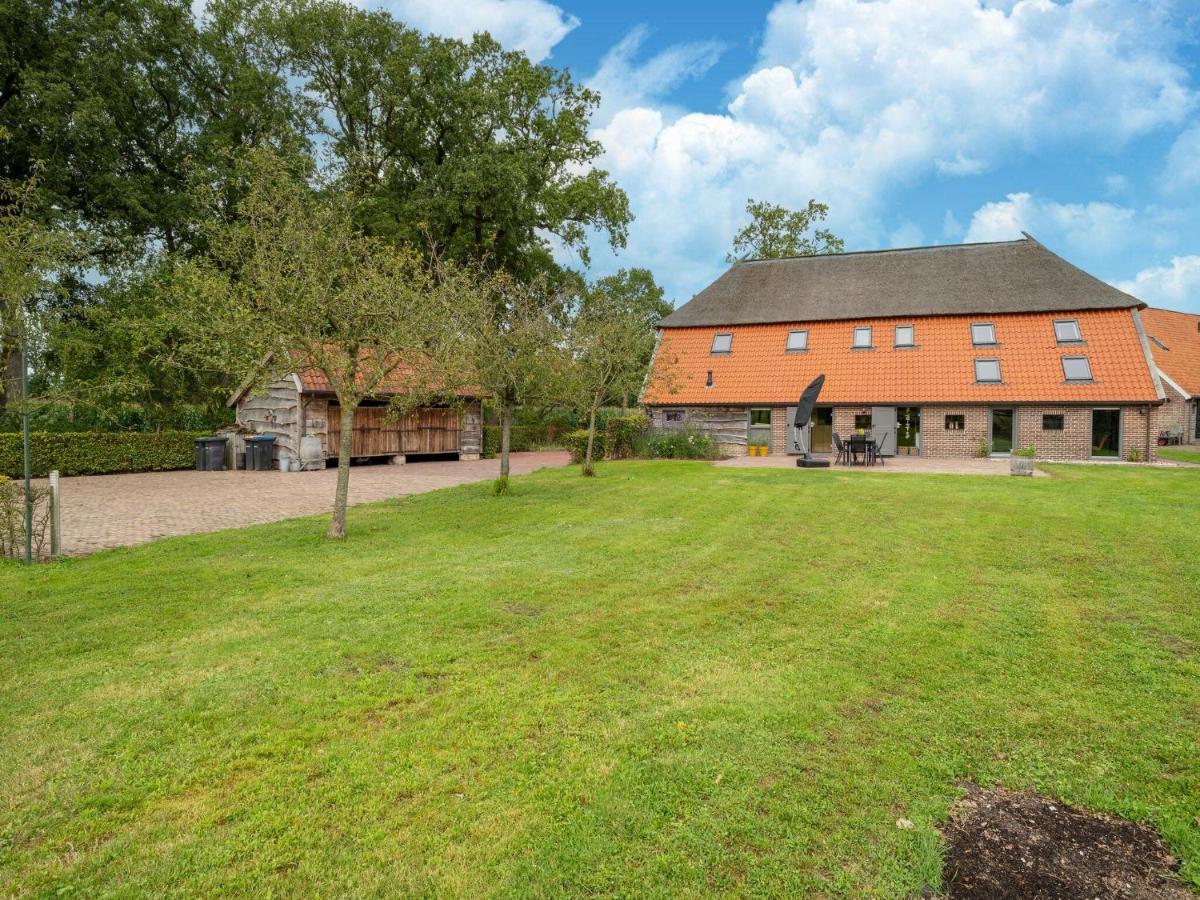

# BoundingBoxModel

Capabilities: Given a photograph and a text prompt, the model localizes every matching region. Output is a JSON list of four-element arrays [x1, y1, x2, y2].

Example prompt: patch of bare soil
[[942, 783, 1194, 899]]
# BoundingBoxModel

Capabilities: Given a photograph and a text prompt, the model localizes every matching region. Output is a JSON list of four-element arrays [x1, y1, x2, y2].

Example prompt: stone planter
[[1010, 456, 1035, 476]]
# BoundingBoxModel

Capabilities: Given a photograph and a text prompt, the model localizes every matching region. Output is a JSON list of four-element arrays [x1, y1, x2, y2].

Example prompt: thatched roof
[[660, 235, 1143, 328]]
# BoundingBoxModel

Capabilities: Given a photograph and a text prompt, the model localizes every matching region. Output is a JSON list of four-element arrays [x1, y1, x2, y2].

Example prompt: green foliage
[[1127, 447, 1142, 462], [1014, 445, 1037, 458], [482, 425, 539, 457], [563, 429, 606, 465], [727, 198, 844, 262], [977, 438, 992, 458], [0, 431, 203, 478], [603, 414, 648, 460], [641, 427, 718, 460]]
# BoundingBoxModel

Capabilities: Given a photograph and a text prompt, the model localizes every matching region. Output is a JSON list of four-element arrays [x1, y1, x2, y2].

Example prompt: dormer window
[[853, 326, 873, 348], [974, 358, 1002, 383], [894, 325, 915, 347], [1054, 319, 1082, 343], [786, 329, 809, 351], [711, 332, 733, 354], [1062, 356, 1093, 382], [971, 323, 997, 346]]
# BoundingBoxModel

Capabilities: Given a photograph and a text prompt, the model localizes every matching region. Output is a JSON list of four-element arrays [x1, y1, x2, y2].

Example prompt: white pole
[[49, 469, 61, 558]]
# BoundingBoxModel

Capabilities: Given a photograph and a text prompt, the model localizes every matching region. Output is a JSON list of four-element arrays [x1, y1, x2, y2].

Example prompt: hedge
[[0, 431, 205, 478], [563, 429, 607, 464], [603, 414, 649, 460], [481, 424, 570, 457]]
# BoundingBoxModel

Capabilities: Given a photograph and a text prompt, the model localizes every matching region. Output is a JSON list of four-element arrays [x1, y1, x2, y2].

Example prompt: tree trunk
[[327, 400, 356, 539], [582, 403, 598, 476], [495, 399, 512, 494], [621, 390, 629, 414], [500, 400, 512, 478]]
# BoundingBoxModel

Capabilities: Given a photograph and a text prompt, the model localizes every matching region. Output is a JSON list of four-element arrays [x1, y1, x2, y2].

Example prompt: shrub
[[977, 438, 991, 458], [481, 425, 536, 458], [603, 414, 649, 460], [1014, 445, 1037, 458], [563, 429, 607, 464], [0, 476, 53, 560], [641, 426, 717, 460], [0, 431, 204, 478], [1127, 447, 1142, 462]]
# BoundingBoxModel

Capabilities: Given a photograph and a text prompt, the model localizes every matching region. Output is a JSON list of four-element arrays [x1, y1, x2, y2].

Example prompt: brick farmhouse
[[1141, 306, 1200, 446], [642, 235, 1178, 462]]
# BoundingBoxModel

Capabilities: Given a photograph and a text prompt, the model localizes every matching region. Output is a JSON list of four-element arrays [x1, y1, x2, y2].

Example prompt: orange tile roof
[[1141, 307, 1200, 397], [644, 309, 1160, 406]]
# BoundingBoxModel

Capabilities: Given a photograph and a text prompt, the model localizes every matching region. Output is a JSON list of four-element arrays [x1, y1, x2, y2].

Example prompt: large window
[[974, 358, 1002, 383], [894, 324, 915, 347], [1042, 414, 1064, 431], [971, 322, 997, 345], [786, 329, 809, 351], [854, 413, 873, 431], [1054, 319, 1082, 342], [1062, 356, 1093, 382], [853, 326, 873, 348], [1091, 408, 1121, 458], [711, 332, 733, 353]]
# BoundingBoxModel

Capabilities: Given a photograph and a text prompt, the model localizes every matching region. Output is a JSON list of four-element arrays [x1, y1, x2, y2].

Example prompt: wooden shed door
[[401, 408, 460, 454], [326, 405, 403, 457]]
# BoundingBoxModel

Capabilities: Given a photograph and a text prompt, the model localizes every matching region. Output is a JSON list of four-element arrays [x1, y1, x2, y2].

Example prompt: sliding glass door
[[1091, 408, 1121, 458], [989, 408, 1015, 455]]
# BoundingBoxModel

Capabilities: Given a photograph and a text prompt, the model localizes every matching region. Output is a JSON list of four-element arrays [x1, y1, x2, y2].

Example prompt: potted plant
[[1011, 445, 1036, 476]]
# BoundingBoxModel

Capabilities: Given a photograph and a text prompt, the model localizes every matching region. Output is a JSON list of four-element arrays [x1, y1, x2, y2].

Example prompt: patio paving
[[45, 451, 570, 556], [717, 454, 1047, 476]]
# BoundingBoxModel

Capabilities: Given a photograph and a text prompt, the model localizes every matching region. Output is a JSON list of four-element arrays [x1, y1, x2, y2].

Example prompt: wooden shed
[[229, 371, 482, 471]]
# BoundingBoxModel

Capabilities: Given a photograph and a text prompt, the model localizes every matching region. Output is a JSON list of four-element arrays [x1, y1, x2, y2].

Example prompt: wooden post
[[49, 470, 61, 558]]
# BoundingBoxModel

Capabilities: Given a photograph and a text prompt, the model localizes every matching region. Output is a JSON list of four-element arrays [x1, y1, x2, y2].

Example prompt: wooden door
[[327, 405, 403, 458], [401, 408, 461, 454]]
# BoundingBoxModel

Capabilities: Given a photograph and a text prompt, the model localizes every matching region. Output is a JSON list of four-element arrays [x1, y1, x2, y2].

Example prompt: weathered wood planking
[[326, 405, 461, 457]]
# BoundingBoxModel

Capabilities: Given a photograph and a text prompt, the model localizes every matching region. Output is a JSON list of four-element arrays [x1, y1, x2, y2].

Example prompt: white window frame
[[853, 326, 873, 348], [894, 324, 915, 347], [974, 358, 1002, 383], [971, 322, 997, 346], [786, 329, 809, 351], [1061, 356, 1093, 382], [711, 332, 733, 354], [1054, 318, 1082, 342]]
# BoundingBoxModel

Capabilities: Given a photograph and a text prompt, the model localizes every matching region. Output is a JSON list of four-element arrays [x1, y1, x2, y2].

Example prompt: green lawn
[[3, 462, 1198, 896], [1160, 446, 1200, 465]]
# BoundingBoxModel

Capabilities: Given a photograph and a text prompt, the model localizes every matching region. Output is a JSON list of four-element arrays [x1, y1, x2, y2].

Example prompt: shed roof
[[1141, 306, 1200, 397], [659, 235, 1143, 328]]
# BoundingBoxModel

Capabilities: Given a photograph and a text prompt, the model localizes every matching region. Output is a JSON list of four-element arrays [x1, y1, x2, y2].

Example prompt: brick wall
[[770, 407, 788, 455], [920, 406, 990, 458], [1155, 378, 1196, 445], [651, 403, 1163, 461]]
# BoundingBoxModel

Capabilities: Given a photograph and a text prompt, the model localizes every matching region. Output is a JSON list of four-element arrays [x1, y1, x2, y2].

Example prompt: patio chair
[[848, 434, 869, 466], [832, 433, 850, 466]]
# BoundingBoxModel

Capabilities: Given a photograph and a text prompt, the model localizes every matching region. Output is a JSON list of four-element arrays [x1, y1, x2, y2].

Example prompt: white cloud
[[1162, 125, 1200, 191], [587, 27, 724, 125], [964, 192, 1136, 253], [1116, 256, 1200, 311], [586, 0, 1195, 299], [384, 0, 578, 61]]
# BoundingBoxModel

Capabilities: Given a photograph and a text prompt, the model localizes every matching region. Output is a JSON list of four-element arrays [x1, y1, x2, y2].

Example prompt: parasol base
[[796, 458, 831, 468]]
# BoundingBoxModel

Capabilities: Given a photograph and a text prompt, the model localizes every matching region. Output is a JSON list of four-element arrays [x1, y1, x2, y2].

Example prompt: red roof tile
[[1142, 307, 1200, 397], [644, 309, 1159, 406]]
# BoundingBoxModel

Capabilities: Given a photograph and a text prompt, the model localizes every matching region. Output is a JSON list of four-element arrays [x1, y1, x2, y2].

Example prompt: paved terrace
[[44, 451, 570, 556]]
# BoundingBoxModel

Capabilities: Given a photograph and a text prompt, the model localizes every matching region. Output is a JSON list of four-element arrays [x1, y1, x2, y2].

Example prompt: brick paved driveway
[[49, 451, 570, 556]]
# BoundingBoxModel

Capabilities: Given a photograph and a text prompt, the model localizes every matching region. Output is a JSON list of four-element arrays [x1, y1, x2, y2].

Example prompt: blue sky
[[380, 0, 1200, 312]]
